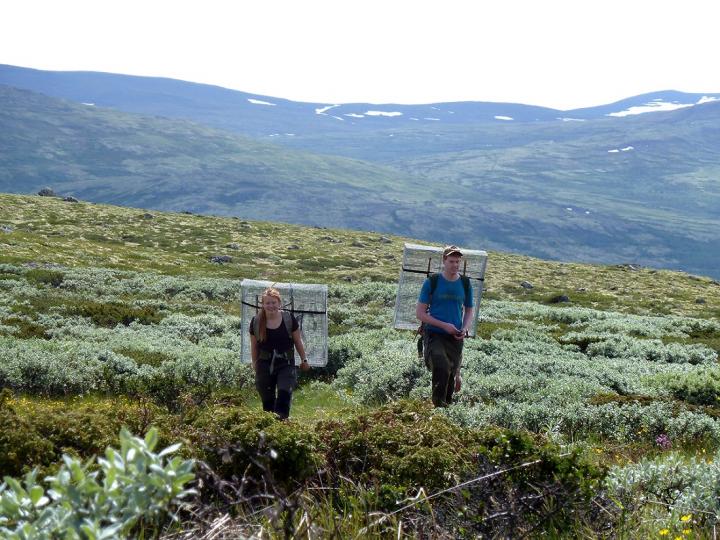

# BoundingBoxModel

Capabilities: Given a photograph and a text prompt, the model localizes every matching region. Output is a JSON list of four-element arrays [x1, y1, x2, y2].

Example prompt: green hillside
[[3, 193, 720, 536], [1, 193, 718, 316], [0, 85, 425, 228]]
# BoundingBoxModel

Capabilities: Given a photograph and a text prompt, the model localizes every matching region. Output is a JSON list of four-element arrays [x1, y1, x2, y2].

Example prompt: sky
[[1, 0, 719, 110]]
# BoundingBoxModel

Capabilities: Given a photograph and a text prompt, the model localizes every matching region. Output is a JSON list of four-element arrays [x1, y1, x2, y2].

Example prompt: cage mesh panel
[[240, 279, 328, 367], [393, 243, 488, 337]]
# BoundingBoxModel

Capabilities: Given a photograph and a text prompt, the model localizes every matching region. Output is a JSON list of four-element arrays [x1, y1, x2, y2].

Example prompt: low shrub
[[651, 367, 720, 406], [24, 269, 65, 288], [316, 400, 603, 535], [0, 392, 171, 477], [65, 300, 163, 327], [189, 406, 321, 487]]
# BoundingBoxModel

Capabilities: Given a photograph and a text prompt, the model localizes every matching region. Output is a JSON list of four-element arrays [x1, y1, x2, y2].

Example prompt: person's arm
[[250, 333, 259, 370], [451, 306, 473, 391], [416, 303, 460, 334], [460, 306, 474, 337], [292, 329, 311, 371]]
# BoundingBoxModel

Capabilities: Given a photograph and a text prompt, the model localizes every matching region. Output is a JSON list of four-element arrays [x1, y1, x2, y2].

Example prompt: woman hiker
[[250, 287, 311, 419]]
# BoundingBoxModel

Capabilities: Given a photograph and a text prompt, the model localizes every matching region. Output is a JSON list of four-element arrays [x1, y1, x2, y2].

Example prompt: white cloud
[[424, 117, 440, 121], [365, 110, 403, 117], [345, 113, 364, 118], [248, 98, 276, 106], [494, 115, 513, 121], [607, 101, 693, 117], [559, 117, 585, 122]]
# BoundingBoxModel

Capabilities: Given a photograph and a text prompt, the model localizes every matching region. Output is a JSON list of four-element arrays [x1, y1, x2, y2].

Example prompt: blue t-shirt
[[418, 274, 474, 334]]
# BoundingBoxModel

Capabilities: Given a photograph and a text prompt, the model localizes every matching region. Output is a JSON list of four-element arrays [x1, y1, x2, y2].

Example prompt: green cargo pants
[[427, 332, 463, 407]]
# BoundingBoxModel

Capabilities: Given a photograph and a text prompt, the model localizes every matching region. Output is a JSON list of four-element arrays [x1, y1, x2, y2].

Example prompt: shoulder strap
[[429, 273, 440, 297], [253, 315, 260, 337], [282, 311, 293, 336], [461, 275, 470, 302]]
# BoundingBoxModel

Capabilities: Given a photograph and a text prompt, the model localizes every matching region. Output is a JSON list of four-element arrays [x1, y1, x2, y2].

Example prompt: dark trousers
[[255, 358, 297, 419], [427, 332, 463, 407]]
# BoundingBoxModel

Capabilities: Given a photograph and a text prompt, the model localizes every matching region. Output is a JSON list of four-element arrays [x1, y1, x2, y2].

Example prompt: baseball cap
[[442, 245, 463, 258]]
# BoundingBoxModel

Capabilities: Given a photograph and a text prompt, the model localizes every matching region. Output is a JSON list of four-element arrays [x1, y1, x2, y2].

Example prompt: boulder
[[210, 255, 233, 264], [37, 187, 56, 197]]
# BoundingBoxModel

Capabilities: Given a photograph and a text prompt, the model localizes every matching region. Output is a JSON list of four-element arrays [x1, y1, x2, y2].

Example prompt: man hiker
[[416, 245, 474, 407]]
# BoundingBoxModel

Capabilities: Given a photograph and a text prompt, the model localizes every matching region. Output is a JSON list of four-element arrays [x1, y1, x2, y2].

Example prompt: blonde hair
[[257, 287, 282, 343]]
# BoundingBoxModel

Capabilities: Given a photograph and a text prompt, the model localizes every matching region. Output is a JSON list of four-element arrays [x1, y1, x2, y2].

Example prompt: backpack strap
[[428, 273, 440, 302], [461, 275, 470, 304], [282, 311, 294, 337]]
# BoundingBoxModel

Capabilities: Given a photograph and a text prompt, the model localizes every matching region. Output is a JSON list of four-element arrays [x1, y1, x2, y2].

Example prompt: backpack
[[417, 273, 471, 369]]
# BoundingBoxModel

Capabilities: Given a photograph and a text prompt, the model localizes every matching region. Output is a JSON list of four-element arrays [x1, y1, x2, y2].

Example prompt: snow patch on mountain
[[248, 98, 276, 106], [607, 100, 693, 117], [365, 111, 403, 117], [697, 96, 719, 104], [315, 104, 339, 115]]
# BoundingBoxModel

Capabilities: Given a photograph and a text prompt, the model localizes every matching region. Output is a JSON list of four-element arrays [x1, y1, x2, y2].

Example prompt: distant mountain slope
[[0, 85, 423, 230], [2, 74, 720, 278]]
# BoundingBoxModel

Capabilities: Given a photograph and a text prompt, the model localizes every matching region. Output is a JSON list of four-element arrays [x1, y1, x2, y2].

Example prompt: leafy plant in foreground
[[0, 428, 195, 539]]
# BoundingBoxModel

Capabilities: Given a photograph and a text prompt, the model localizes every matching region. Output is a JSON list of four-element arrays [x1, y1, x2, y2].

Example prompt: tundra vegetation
[[1, 193, 720, 538]]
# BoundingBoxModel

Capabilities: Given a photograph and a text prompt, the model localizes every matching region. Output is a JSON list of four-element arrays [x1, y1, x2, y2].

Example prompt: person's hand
[[454, 372, 462, 392], [300, 360, 311, 371], [454, 328, 469, 340], [444, 322, 460, 335]]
